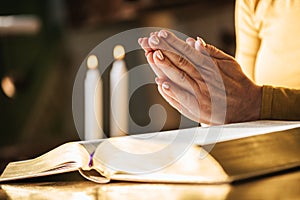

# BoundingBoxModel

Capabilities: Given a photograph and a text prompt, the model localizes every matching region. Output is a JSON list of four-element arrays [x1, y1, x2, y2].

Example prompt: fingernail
[[195, 40, 201, 51], [186, 37, 194, 46], [138, 38, 142, 45], [156, 50, 164, 60], [159, 30, 168, 38], [162, 82, 170, 89], [150, 35, 160, 45], [197, 37, 206, 47]]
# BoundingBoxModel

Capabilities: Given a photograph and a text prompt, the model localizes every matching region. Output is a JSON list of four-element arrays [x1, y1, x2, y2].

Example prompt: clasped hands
[[138, 30, 262, 125]]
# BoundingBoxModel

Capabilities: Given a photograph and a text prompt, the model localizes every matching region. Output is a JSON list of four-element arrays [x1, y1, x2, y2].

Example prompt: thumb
[[196, 37, 232, 60]]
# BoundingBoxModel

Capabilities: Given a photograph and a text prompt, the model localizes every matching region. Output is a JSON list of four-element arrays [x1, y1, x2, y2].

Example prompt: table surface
[[0, 168, 299, 200]]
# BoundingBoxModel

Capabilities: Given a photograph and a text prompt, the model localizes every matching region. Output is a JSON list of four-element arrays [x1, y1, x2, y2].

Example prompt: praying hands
[[138, 30, 262, 125]]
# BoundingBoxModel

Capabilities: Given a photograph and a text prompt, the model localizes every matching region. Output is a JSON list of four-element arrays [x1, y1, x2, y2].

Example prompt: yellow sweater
[[261, 86, 300, 120], [235, 0, 300, 89]]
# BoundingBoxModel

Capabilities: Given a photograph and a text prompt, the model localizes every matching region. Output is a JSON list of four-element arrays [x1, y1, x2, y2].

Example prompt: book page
[[110, 120, 300, 146], [0, 142, 90, 182], [92, 136, 229, 184], [195, 120, 300, 145]]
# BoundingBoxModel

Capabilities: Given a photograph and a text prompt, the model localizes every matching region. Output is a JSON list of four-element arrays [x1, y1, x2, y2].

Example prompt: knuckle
[[178, 54, 188, 66], [178, 55, 184, 64], [179, 71, 186, 81], [182, 43, 194, 56]]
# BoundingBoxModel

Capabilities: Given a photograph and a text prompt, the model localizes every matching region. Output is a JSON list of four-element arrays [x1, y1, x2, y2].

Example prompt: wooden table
[[0, 168, 299, 199]]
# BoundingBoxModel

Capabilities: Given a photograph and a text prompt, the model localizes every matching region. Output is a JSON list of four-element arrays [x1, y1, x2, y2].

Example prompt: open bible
[[1, 121, 300, 184]]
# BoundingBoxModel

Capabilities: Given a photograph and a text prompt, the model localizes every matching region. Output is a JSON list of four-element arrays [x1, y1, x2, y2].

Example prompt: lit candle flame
[[113, 45, 125, 60], [87, 55, 98, 69]]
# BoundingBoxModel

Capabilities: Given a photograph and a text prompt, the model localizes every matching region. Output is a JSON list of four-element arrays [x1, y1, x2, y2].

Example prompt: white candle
[[84, 55, 103, 140], [110, 45, 128, 137]]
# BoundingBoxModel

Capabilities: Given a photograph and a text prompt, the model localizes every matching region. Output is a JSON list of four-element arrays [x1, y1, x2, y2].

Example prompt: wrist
[[228, 84, 262, 124], [249, 85, 263, 120]]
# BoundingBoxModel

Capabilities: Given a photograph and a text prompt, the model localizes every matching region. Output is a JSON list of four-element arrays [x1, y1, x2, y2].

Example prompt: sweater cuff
[[260, 85, 273, 119]]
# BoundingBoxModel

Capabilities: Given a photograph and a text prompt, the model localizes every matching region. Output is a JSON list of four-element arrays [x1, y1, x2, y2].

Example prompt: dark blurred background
[[0, 0, 235, 170]]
